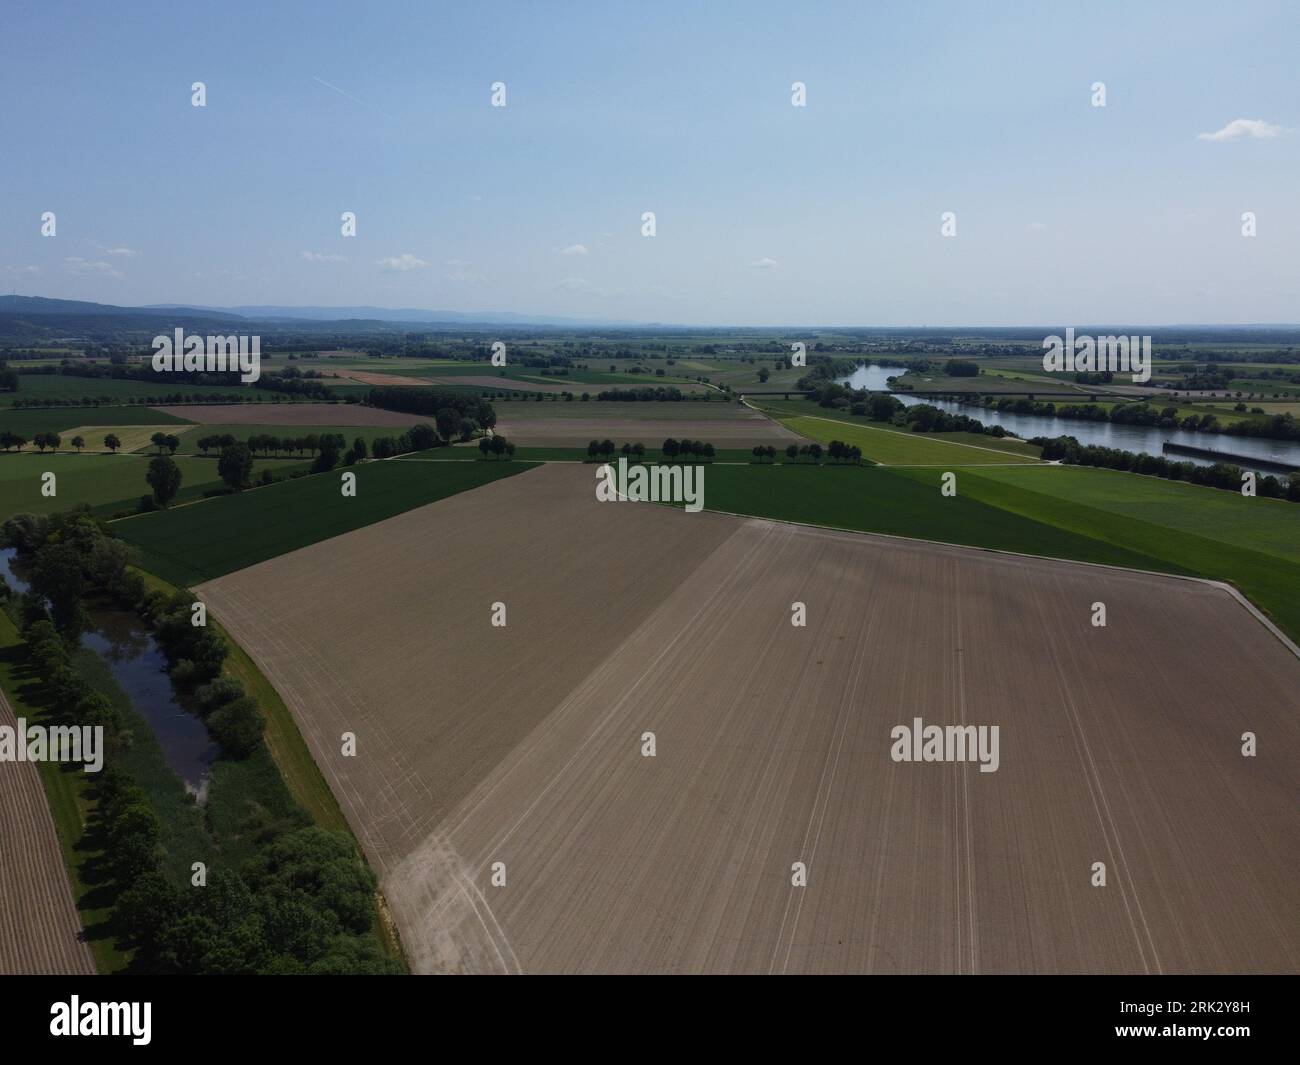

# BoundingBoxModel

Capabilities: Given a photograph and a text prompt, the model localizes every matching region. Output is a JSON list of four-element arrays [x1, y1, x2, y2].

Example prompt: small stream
[[0, 547, 215, 799]]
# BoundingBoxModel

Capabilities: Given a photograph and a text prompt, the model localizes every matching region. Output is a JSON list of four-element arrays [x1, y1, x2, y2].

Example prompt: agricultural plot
[[0, 453, 299, 520], [0, 690, 95, 975], [441, 376, 584, 394], [197, 463, 1300, 973], [1, 374, 245, 407], [116, 458, 537, 586], [55, 424, 196, 454], [495, 410, 803, 448], [326, 368, 435, 387], [150, 403, 424, 426], [754, 400, 1043, 459], [0, 406, 195, 438], [778, 415, 1040, 465]]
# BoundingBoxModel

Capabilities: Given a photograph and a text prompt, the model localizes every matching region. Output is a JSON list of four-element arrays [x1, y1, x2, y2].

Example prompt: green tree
[[104, 433, 121, 453], [71, 435, 84, 452], [435, 407, 463, 443], [209, 695, 263, 758], [217, 443, 254, 490], [146, 455, 183, 507]]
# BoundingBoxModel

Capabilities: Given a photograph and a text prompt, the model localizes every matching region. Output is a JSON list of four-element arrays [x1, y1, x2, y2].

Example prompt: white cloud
[[301, 250, 347, 263], [748, 256, 779, 269], [91, 243, 140, 258], [1197, 118, 1284, 142], [1028, 222, 1048, 232], [2, 265, 40, 276], [560, 243, 589, 256], [64, 256, 123, 280], [376, 253, 429, 272]]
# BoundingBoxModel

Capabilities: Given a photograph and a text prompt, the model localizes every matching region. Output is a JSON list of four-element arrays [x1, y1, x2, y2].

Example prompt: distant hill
[[145, 304, 637, 327]]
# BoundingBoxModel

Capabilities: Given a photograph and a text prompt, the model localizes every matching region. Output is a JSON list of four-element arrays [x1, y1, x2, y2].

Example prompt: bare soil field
[[495, 415, 805, 448], [0, 690, 95, 975], [150, 403, 424, 427], [328, 368, 433, 387], [444, 376, 576, 394], [200, 464, 1300, 974]]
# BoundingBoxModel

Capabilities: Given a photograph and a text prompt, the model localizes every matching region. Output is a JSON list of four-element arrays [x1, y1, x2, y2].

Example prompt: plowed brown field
[[494, 415, 804, 448], [150, 403, 425, 426], [199, 463, 1300, 974], [0, 690, 95, 975]]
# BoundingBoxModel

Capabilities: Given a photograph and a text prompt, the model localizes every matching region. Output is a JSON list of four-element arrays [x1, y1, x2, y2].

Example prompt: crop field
[[195, 463, 1300, 973], [0, 689, 96, 974], [1, 375, 246, 407], [326, 367, 436, 387], [685, 462, 1300, 646], [0, 406, 195, 437], [495, 412, 804, 448], [778, 415, 1041, 465], [0, 453, 303, 520], [755, 400, 1044, 458], [54, 424, 197, 454], [489, 399, 750, 419], [115, 458, 537, 586], [149, 403, 426, 426]]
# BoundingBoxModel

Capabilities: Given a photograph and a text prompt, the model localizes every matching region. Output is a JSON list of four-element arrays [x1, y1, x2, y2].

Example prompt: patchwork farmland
[[197, 463, 1300, 974]]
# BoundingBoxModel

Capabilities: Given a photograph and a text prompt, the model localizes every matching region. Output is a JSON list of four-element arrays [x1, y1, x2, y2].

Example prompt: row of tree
[[1035, 436, 1300, 501]]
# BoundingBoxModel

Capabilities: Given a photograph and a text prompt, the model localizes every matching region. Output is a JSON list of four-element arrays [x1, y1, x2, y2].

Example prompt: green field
[[0, 453, 304, 519], [116, 458, 537, 586], [756, 399, 1043, 458], [777, 414, 1040, 465], [2, 374, 249, 407], [0, 405, 195, 437]]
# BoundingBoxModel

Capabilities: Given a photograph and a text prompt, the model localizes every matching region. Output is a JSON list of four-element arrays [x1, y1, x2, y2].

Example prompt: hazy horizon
[[2, 1, 1296, 326]]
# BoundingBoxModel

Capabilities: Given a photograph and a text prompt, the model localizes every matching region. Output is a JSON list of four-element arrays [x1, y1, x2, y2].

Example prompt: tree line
[[1035, 435, 1300, 501], [365, 386, 497, 430]]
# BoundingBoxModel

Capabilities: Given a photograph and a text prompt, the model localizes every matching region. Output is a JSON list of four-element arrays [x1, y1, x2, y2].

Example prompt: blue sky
[[1, 0, 1296, 325]]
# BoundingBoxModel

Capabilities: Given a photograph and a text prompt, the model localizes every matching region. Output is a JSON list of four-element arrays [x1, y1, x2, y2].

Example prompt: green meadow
[[0, 453, 303, 520]]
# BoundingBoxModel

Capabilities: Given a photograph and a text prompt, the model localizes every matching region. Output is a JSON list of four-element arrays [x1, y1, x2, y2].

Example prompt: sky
[[1, 0, 1297, 326]]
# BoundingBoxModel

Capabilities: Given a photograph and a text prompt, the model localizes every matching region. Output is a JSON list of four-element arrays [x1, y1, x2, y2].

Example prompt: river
[[0, 547, 215, 799], [837, 365, 1300, 471]]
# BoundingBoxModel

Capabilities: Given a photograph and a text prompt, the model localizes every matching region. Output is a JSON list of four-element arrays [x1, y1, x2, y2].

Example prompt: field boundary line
[[691, 506, 1300, 663]]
